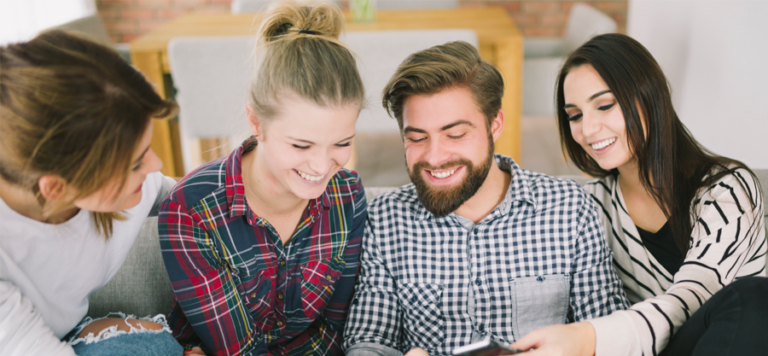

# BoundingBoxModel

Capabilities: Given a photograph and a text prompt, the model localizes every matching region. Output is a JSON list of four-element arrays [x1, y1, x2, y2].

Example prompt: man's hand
[[510, 322, 596, 356], [404, 347, 429, 356]]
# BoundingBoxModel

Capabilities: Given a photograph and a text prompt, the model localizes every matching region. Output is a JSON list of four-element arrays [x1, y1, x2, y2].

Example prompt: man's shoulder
[[519, 168, 592, 204], [366, 184, 422, 217]]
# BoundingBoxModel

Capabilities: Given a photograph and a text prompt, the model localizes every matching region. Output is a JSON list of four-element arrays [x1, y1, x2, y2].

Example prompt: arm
[[343, 206, 405, 356], [569, 191, 631, 321], [277, 185, 367, 355], [589, 171, 765, 356], [159, 200, 264, 356], [0, 280, 76, 356]]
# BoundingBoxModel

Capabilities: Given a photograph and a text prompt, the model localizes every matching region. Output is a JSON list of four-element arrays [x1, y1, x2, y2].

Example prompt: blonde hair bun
[[258, 1, 345, 43]]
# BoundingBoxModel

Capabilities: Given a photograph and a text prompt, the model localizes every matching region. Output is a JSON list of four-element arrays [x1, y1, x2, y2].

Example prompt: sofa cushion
[[88, 217, 174, 318]]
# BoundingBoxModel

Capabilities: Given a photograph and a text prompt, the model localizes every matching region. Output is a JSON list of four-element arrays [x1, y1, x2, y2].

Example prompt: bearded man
[[343, 41, 630, 356]]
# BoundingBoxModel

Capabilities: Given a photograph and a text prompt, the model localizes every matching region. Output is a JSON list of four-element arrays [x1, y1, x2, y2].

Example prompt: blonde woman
[[158, 2, 367, 355], [0, 31, 182, 355]]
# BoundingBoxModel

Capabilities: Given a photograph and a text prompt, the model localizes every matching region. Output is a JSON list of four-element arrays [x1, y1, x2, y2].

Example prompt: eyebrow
[[403, 119, 475, 134], [133, 146, 150, 165], [288, 134, 356, 144], [563, 90, 613, 109]]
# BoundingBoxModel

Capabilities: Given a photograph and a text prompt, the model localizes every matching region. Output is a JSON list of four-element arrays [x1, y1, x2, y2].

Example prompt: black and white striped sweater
[[585, 168, 766, 356]]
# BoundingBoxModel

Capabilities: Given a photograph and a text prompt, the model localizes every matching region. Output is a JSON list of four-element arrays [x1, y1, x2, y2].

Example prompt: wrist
[[578, 322, 596, 356]]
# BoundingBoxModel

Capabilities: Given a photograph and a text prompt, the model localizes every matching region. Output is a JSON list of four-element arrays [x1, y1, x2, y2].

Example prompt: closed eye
[[567, 113, 583, 122], [335, 142, 352, 148], [448, 133, 466, 140], [407, 137, 427, 143], [598, 103, 615, 111], [293, 144, 310, 150]]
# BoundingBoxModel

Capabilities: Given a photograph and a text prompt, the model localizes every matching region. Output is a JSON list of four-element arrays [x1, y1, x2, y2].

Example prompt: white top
[[585, 168, 766, 356], [0, 172, 175, 356]]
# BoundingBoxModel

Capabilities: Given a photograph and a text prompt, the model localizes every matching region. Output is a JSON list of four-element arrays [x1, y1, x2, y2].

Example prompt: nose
[[307, 148, 334, 174], [424, 137, 451, 168], [581, 111, 602, 138]]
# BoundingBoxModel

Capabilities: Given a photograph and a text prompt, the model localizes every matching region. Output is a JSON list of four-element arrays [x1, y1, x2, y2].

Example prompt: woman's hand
[[510, 322, 596, 356], [405, 347, 429, 356], [184, 347, 205, 355]]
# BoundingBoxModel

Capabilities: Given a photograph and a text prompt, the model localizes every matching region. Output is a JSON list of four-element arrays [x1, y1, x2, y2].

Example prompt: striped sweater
[[585, 168, 766, 356]]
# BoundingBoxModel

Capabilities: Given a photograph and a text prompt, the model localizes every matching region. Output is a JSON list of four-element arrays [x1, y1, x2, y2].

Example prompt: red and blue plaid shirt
[[159, 140, 366, 356]]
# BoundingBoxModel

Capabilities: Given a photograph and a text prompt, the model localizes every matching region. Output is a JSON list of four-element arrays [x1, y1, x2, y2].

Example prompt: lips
[[133, 183, 143, 194]]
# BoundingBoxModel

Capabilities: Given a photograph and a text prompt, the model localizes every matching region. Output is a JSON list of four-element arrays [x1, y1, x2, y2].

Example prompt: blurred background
[[2, 0, 766, 187]]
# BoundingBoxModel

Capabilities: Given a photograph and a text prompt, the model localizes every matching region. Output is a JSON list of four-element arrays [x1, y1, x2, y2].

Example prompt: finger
[[511, 331, 544, 351]]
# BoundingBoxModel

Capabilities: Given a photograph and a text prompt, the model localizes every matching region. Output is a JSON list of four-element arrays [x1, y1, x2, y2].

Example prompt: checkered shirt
[[343, 154, 630, 356], [159, 141, 367, 356]]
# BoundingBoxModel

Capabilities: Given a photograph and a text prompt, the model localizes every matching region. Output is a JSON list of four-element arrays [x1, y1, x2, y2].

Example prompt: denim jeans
[[64, 312, 184, 356]]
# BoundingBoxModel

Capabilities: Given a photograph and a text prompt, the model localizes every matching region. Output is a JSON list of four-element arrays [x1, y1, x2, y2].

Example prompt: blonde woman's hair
[[0, 30, 178, 238], [250, 0, 364, 121]]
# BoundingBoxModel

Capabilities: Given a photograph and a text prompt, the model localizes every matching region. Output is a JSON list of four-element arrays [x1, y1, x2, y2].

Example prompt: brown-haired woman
[[511, 33, 768, 356], [0, 30, 183, 355], [157, 1, 367, 355]]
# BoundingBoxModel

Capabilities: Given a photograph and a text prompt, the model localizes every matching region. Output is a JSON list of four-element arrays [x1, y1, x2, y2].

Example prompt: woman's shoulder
[[697, 166, 761, 208], [582, 175, 616, 201], [327, 168, 364, 196]]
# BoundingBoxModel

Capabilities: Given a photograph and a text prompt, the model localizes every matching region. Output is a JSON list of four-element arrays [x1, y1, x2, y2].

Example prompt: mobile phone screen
[[452, 337, 521, 356]]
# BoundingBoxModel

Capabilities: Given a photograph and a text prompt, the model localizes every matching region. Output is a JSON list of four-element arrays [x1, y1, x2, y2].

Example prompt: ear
[[245, 104, 263, 140], [37, 175, 69, 202], [490, 109, 505, 143]]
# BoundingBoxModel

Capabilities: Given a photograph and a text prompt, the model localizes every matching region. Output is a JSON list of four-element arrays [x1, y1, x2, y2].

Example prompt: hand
[[184, 347, 205, 355], [510, 322, 596, 356], [404, 347, 429, 356]]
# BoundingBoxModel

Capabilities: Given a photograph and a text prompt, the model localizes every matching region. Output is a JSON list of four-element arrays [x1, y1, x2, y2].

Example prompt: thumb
[[510, 330, 544, 351]]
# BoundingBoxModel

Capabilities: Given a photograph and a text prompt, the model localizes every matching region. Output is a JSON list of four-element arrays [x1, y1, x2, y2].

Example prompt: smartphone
[[452, 336, 522, 356]]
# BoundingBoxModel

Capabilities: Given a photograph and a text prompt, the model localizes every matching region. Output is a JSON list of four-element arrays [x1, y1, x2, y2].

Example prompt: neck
[[0, 177, 79, 224], [617, 160, 646, 195], [241, 148, 308, 217], [454, 160, 511, 224]]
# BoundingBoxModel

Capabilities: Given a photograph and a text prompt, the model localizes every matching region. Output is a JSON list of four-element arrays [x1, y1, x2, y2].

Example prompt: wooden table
[[130, 8, 523, 177]]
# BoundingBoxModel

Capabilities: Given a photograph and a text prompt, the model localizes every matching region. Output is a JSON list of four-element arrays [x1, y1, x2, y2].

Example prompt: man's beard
[[408, 141, 494, 218]]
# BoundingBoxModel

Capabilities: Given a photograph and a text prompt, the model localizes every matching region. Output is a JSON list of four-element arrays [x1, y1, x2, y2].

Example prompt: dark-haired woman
[[0, 31, 183, 355], [512, 33, 767, 356]]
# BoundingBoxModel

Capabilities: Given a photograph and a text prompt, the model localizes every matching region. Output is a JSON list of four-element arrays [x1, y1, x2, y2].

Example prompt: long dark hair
[[556, 33, 755, 253]]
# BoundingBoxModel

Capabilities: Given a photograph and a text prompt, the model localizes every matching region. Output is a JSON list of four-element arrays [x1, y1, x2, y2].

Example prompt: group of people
[[1, 1, 766, 356]]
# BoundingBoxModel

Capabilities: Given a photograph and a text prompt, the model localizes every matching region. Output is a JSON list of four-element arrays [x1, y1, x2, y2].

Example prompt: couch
[[88, 171, 768, 319]]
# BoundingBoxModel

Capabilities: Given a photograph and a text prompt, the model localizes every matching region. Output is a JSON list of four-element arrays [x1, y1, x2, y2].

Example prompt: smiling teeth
[[591, 138, 616, 150], [297, 170, 323, 182], [430, 169, 456, 179]]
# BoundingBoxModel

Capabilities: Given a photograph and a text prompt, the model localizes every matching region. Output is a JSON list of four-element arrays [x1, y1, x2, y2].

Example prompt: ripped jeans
[[63, 312, 183, 356]]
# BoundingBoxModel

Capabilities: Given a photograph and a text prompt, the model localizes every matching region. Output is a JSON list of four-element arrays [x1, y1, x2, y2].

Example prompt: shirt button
[[276, 321, 283, 327], [250, 293, 257, 298], [277, 293, 284, 300], [326, 274, 333, 281], [279, 260, 286, 267], [475, 278, 482, 286], [537, 275, 545, 282]]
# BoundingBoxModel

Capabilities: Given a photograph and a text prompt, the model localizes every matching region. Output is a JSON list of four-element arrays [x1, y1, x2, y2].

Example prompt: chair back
[[52, 14, 111, 45], [231, 0, 340, 13], [563, 3, 617, 53]]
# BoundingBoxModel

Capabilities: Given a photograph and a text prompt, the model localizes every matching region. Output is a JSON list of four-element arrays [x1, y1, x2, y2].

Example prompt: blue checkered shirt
[[343, 155, 630, 356]]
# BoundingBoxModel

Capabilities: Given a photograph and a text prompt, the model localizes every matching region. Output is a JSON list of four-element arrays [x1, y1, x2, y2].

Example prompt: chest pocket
[[300, 257, 346, 319], [235, 268, 275, 332], [511, 274, 570, 339], [396, 283, 445, 352]]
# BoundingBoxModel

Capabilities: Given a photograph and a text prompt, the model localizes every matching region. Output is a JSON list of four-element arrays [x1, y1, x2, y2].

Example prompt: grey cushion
[[88, 217, 174, 318]]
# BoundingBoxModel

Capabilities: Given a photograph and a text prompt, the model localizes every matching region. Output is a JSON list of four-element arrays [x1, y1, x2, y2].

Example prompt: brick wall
[[97, 0, 627, 43]]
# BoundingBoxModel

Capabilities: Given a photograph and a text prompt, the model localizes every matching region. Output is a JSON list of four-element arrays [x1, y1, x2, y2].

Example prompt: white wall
[[0, 0, 96, 45], [628, 0, 768, 169]]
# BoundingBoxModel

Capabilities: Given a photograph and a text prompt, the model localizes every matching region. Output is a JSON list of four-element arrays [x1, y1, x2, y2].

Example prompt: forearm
[[0, 281, 76, 356]]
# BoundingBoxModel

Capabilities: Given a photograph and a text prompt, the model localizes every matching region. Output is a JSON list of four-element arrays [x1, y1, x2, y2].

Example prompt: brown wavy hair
[[0, 30, 177, 238], [556, 33, 756, 253]]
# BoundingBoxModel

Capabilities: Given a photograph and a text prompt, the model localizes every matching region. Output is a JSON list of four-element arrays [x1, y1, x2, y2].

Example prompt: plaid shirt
[[344, 155, 630, 356], [159, 141, 366, 356]]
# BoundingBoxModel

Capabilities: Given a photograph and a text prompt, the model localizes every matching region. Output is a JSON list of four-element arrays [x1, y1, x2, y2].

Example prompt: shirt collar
[[224, 138, 331, 220], [415, 154, 537, 222]]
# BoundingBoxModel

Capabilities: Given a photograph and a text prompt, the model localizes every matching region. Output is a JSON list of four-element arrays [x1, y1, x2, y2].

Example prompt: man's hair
[[382, 41, 504, 131]]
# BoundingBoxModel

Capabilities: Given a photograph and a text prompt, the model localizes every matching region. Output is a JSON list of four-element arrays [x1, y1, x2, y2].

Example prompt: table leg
[[493, 35, 524, 164], [131, 51, 184, 177]]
